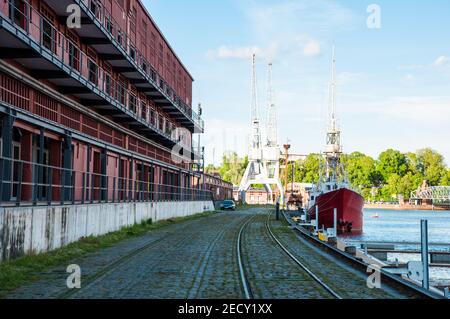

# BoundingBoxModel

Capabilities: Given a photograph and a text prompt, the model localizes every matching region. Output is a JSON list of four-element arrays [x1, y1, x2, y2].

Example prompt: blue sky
[[144, 0, 450, 165]]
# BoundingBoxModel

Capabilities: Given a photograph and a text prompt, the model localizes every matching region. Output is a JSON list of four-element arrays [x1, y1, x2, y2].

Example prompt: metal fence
[[0, 157, 212, 207]]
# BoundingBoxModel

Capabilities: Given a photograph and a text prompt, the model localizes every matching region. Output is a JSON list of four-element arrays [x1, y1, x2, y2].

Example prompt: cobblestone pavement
[[7, 211, 253, 299], [268, 214, 412, 299], [6, 208, 415, 299], [241, 214, 333, 299]]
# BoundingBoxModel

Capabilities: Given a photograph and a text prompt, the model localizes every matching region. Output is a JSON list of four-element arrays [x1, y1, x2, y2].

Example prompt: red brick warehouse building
[[0, 0, 214, 205]]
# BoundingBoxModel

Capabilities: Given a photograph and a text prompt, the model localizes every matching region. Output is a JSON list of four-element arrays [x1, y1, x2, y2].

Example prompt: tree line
[[206, 148, 450, 202]]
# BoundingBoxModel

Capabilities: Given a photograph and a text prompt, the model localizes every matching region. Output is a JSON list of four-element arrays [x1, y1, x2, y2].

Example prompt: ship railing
[[0, 156, 213, 208]]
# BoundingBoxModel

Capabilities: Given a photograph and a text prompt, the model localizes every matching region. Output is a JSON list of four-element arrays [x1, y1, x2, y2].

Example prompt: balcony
[[0, 0, 190, 149], [40, 0, 204, 133]]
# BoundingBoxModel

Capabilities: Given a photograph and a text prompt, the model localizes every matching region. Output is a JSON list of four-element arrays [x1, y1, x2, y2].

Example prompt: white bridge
[[410, 186, 450, 204]]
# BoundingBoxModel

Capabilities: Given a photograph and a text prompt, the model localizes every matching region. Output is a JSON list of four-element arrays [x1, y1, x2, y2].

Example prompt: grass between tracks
[[0, 211, 215, 298]]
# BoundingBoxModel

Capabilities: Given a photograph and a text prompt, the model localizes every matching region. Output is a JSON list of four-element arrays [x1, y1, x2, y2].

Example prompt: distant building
[[203, 173, 233, 201]]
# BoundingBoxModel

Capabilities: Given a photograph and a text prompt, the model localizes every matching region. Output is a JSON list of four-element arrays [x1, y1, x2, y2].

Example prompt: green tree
[[441, 169, 450, 186], [294, 154, 321, 184], [399, 172, 423, 199], [405, 152, 423, 176], [416, 148, 446, 185], [205, 164, 216, 174], [218, 152, 248, 185], [342, 152, 381, 189], [377, 149, 408, 182]]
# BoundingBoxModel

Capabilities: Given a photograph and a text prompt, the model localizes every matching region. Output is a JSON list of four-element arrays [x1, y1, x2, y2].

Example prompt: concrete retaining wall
[[0, 200, 214, 262]]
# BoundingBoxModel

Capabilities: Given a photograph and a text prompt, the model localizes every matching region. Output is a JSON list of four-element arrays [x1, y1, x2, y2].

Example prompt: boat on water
[[307, 47, 364, 234]]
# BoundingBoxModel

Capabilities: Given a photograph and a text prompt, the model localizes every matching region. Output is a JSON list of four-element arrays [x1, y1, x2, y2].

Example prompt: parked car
[[220, 200, 236, 211]]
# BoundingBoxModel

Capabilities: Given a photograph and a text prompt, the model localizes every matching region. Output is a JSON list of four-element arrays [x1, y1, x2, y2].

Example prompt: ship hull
[[308, 188, 364, 234]]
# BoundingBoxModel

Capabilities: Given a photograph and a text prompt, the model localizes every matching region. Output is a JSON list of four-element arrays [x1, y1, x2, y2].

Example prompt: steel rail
[[265, 213, 343, 299], [237, 215, 256, 299], [57, 217, 206, 299]]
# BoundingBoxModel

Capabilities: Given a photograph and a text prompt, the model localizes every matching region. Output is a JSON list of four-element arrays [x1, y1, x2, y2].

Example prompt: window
[[90, 0, 101, 19], [106, 18, 113, 34], [165, 122, 172, 135], [68, 42, 80, 71], [117, 82, 126, 105], [88, 60, 98, 85], [149, 109, 155, 125], [141, 101, 147, 120], [159, 116, 164, 131], [104, 73, 112, 96], [117, 31, 123, 47], [150, 69, 156, 81], [130, 7, 137, 34], [129, 46, 136, 61], [11, 0, 27, 30], [42, 18, 56, 52], [129, 94, 136, 113]]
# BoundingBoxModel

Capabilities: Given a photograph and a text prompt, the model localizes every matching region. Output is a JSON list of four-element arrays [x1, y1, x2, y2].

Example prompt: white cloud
[[337, 72, 364, 85], [367, 96, 450, 124], [206, 45, 261, 60], [303, 40, 321, 57], [206, 42, 281, 61], [400, 55, 450, 70], [203, 118, 249, 165], [433, 55, 450, 67]]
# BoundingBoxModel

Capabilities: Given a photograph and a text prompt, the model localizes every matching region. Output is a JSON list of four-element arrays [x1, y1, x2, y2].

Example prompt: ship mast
[[324, 47, 345, 187]]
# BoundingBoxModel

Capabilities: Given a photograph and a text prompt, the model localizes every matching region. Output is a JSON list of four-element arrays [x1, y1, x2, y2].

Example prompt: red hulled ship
[[307, 48, 364, 234]]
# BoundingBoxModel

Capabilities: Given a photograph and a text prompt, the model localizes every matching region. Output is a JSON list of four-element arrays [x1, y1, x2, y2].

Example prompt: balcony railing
[[0, 157, 212, 207], [2, 0, 201, 146], [77, 0, 204, 131]]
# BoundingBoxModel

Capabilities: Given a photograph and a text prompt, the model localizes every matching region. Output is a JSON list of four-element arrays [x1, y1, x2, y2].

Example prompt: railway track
[[264, 213, 342, 299], [57, 213, 251, 299], [57, 228, 191, 299], [186, 214, 251, 299], [237, 213, 342, 299], [280, 212, 442, 299], [237, 215, 257, 299]]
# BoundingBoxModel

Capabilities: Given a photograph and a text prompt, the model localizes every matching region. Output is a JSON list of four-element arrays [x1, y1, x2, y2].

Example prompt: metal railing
[[0, 157, 212, 207], [3, 0, 202, 148], [79, 0, 204, 130]]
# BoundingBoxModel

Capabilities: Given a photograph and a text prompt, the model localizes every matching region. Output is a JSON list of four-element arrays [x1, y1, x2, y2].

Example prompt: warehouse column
[[1, 110, 14, 201], [62, 132, 73, 201], [100, 148, 107, 201]]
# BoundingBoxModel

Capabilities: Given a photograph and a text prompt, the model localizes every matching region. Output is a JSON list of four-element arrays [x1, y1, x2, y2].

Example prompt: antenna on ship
[[329, 46, 337, 132]]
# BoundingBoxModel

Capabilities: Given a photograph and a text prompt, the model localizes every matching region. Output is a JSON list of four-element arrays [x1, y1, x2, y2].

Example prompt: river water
[[345, 209, 450, 247], [342, 208, 450, 286]]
